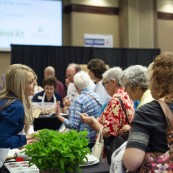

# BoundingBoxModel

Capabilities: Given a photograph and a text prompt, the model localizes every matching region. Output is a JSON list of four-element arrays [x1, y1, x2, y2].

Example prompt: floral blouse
[[98, 87, 134, 136]]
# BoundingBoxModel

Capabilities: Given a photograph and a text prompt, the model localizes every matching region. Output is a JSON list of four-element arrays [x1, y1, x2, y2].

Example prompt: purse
[[104, 97, 130, 165], [139, 100, 173, 173], [91, 126, 104, 160]]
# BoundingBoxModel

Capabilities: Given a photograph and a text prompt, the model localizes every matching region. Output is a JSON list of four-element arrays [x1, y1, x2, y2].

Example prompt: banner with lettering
[[84, 34, 113, 48]]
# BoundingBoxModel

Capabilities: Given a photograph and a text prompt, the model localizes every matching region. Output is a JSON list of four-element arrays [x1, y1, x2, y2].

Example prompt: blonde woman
[[0, 64, 37, 168]]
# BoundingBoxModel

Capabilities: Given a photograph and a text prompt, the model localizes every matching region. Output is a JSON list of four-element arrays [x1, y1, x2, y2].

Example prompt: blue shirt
[[0, 99, 26, 148], [64, 88, 102, 144], [32, 91, 63, 108]]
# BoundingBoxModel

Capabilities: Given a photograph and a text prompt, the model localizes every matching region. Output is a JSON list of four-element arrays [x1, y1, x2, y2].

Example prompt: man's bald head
[[44, 66, 55, 78]]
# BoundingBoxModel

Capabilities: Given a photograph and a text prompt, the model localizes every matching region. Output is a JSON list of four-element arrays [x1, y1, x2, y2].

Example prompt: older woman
[[32, 76, 63, 108], [110, 65, 154, 172], [55, 71, 102, 149], [122, 65, 154, 108], [82, 67, 134, 163], [123, 52, 173, 172]]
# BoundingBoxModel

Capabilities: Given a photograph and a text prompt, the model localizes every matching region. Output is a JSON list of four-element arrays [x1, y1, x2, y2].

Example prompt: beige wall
[[0, 52, 11, 78], [157, 0, 173, 52], [119, 0, 156, 48], [157, 20, 173, 52], [71, 12, 119, 47], [1, 0, 173, 79]]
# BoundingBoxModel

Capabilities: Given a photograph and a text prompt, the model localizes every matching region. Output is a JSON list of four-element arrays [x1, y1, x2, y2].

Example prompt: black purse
[[104, 97, 130, 165]]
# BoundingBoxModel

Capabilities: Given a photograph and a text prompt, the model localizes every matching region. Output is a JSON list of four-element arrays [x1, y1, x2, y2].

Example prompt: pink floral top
[[98, 87, 134, 136]]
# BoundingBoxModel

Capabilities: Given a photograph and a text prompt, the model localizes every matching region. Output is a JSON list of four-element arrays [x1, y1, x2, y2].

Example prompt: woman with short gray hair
[[102, 67, 124, 96], [122, 65, 154, 108], [81, 67, 134, 164]]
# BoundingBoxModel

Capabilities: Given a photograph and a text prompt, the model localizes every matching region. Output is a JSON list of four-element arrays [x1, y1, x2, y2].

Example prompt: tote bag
[[92, 126, 104, 160], [138, 100, 173, 173]]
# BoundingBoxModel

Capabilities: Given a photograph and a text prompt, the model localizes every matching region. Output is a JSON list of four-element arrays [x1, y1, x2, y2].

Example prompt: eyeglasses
[[102, 80, 111, 87]]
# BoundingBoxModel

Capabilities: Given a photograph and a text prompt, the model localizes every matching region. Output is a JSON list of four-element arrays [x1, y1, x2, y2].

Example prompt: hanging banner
[[84, 34, 113, 48]]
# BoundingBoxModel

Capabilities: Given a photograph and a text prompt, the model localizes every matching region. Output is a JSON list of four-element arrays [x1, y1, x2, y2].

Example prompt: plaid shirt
[[64, 88, 102, 143]]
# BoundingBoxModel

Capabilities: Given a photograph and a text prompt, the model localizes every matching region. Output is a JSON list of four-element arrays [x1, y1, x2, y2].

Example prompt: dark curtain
[[11, 45, 160, 86]]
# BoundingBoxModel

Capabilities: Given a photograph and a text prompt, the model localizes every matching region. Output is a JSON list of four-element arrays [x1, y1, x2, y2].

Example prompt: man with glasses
[[65, 63, 81, 101]]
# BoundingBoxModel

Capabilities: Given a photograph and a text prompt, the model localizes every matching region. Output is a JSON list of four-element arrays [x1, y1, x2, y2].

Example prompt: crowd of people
[[0, 52, 173, 172]]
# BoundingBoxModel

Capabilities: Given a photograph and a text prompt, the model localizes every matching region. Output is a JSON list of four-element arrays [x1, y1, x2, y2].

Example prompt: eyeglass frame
[[102, 79, 114, 87]]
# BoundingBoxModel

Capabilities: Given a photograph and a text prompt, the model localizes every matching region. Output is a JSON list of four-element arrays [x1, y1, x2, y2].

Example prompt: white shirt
[[67, 83, 78, 102], [94, 81, 111, 105]]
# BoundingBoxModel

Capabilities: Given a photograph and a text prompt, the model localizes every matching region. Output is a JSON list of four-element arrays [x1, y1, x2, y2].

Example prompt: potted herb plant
[[24, 129, 90, 173]]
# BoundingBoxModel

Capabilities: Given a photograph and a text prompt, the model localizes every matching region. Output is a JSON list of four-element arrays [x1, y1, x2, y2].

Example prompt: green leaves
[[24, 129, 90, 173]]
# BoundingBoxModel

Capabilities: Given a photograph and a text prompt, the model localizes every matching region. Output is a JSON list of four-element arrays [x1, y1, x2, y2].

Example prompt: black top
[[127, 100, 173, 153]]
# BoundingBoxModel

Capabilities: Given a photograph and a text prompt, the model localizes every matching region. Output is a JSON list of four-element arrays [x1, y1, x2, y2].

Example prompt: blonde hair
[[0, 64, 37, 133]]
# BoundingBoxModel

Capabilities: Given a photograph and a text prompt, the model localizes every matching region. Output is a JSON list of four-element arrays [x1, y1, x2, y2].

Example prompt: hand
[[81, 115, 96, 127], [55, 101, 61, 117], [81, 113, 89, 123], [63, 97, 71, 107], [26, 132, 38, 144], [119, 125, 131, 135]]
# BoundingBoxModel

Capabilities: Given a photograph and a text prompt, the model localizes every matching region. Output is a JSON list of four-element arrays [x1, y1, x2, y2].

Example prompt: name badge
[[38, 96, 43, 100]]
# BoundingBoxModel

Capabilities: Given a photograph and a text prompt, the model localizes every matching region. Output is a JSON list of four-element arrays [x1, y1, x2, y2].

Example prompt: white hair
[[74, 71, 91, 90], [102, 67, 123, 87], [123, 65, 148, 90]]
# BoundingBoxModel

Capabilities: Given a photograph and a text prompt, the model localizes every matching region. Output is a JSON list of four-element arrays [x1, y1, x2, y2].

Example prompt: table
[[33, 114, 68, 131], [1, 162, 110, 173], [81, 162, 110, 173]]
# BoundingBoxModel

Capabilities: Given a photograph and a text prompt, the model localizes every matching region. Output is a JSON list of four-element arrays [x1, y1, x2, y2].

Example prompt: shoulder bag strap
[[85, 93, 101, 106], [158, 100, 173, 160], [97, 126, 104, 143], [116, 97, 130, 125], [0, 98, 17, 112]]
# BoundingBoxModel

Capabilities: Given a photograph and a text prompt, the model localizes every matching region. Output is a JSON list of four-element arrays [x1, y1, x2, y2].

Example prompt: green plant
[[24, 129, 90, 173]]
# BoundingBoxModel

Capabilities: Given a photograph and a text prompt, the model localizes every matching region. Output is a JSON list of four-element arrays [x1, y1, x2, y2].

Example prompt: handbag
[[91, 126, 104, 160], [139, 100, 173, 173], [104, 97, 130, 165]]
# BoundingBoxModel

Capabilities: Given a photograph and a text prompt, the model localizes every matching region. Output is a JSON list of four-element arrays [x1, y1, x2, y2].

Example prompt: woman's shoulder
[[137, 100, 173, 115], [35, 90, 44, 96], [54, 92, 62, 99], [0, 98, 23, 112], [135, 100, 165, 121], [32, 91, 44, 100], [137, 100, 159, 112], [0, 97, 22, 105]]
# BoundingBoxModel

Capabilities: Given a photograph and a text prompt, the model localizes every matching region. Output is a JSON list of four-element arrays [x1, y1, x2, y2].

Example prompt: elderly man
[[44, 66, 65, 98], [55, 71, 102, 149], [65, 63, 81, 101]]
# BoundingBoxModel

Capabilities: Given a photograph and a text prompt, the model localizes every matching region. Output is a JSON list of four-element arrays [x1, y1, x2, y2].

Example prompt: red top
[[55, 80, 66, 98], [98, 87, 134, 136]]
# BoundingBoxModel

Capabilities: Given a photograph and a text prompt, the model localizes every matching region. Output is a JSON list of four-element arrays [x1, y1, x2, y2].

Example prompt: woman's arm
[[0, 101, 26, 148], [81, 114, 110, 137], [123, 148, 145, 172]]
